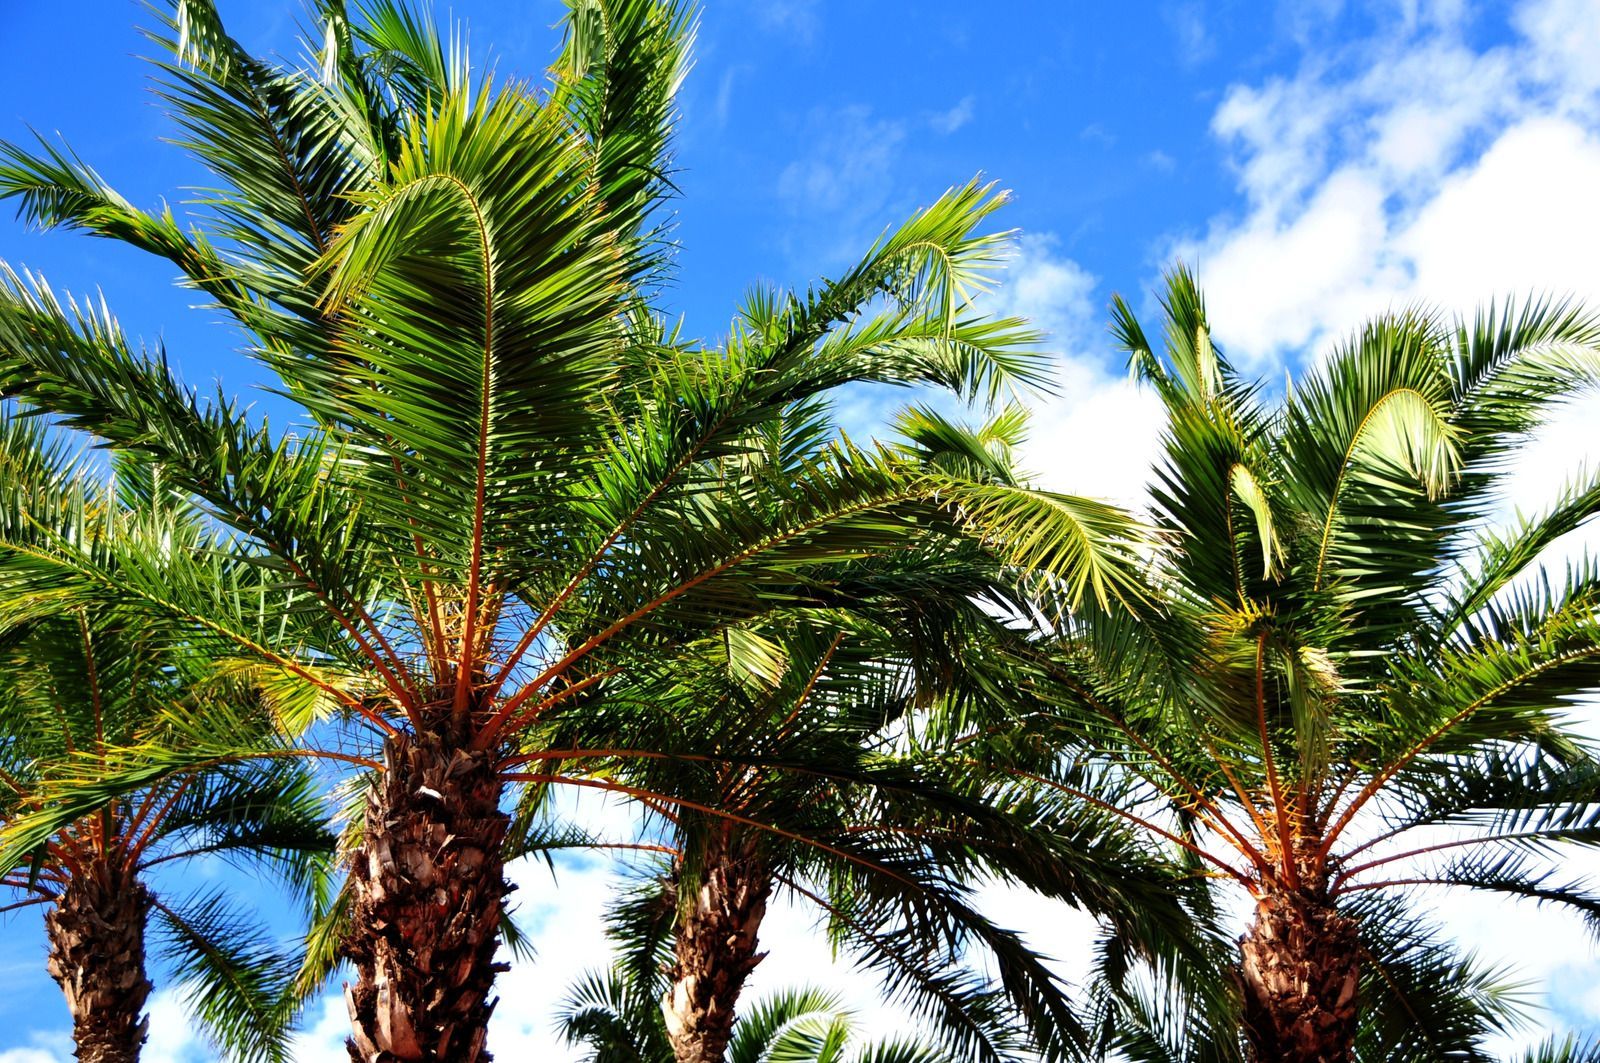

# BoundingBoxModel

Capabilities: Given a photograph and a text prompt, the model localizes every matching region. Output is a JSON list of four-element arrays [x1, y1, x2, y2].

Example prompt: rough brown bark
[[1238, 889, 1361, 1063], [662, 825, 772, 1063], [44, 860, 153, 1063], [343, 724, 510, 1063]]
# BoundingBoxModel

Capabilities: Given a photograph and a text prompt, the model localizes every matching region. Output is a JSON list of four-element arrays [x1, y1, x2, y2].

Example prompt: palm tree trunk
[[1237, 890, 1361, 1063], [662, 825, 771, 1063], [44, 860, 153, 1063], [343, 724, 510, 1063]]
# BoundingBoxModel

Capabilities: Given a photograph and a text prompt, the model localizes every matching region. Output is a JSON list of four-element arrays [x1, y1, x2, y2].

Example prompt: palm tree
[[0, 3, 1145, 1059], [551, 404, 1186, 1063], [559, 961, 955, 1063], [1001, 268, 1600, 1063], [0, 416, 333, 1063]]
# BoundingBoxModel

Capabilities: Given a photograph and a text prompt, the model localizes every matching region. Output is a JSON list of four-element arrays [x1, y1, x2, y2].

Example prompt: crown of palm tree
[[988, 267, 1600, 1061], [0, 2, 1151, 1059], [0, 412, 333, 1062], [541, 402, 1197, 1061]]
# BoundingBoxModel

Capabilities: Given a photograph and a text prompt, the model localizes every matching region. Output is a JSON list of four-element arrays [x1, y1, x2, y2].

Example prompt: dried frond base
[[45, 865, 152, 1063], [343, 728, 510, 1063], [1239, 892, 1361, 1063]]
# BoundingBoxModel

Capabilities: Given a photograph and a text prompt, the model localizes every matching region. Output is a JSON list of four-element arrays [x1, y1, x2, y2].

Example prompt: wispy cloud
[[1163, 1, 1215, 66], [713, 64, 748, 129], [928, 95, 976, 135], [777, 104, 907, 216], [1078, 122, 1116, 147], [752, 0, 820, 44]]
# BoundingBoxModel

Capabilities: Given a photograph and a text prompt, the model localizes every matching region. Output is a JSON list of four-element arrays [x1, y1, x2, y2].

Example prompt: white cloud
[[1079, 123, 1116, 148], [929, 95, 976, 136], [771, 104, 930, 273], [1513, 0, 1600, 103], [143, 990, 206, 1062], [478, 857, 636, 1057], [985, 234, 1167, 511], [777, 105, 907, 216], [751, 0, 819, 44], [5, 988, 219, 1063], [287, 993, 357, 1063], [1163, 1, 1215, 66], [1026, 358, 1165, 511], [712, 66, 746, 129], [1179, 0, 1600, 370], [0, 1031, 70, 1063], [1399, 118, 1600, 308], [990, 235, 1098, 344], [1504, 393, 1600, 523], [740, 894, 915, 1029], [6, 988, 251, 1063], [972, 881, 1104, 991], [1188, 166, 1400, 362]]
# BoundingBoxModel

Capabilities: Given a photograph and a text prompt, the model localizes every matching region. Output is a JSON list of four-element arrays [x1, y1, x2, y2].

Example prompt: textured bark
[[662, 826, 771, 1063], [343, 724, 510, 1063], [1238, 889, 1361, 1063], [44, 861, 152, 1063]]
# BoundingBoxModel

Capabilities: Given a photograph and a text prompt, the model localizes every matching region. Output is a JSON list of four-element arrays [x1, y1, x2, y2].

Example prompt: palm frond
[[149, 890, 302, 1063]]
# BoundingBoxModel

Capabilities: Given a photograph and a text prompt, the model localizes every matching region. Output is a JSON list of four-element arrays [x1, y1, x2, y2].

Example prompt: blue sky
[[3, 0, 1600, 1058]]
